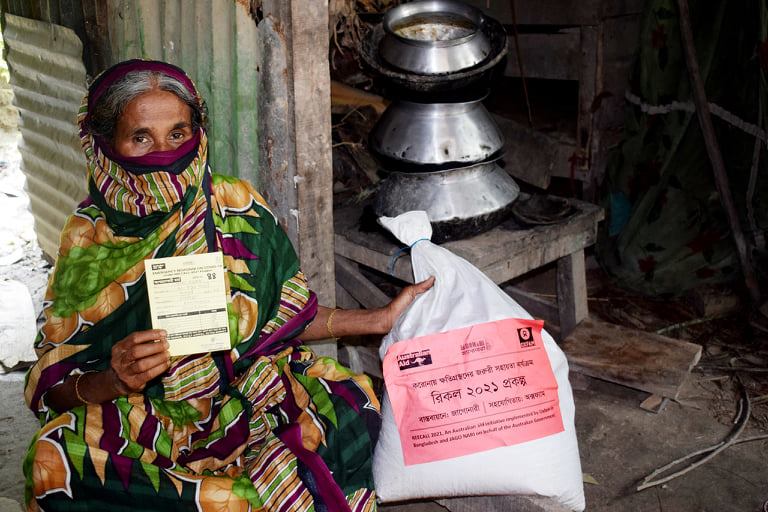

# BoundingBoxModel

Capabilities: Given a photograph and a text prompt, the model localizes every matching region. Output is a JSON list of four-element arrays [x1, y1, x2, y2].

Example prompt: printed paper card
[[145, 251, 231, 356], [382, 318, 563, 465]]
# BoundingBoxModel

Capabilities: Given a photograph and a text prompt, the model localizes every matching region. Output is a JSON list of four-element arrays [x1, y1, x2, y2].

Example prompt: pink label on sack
[[382, 318, 564, 465]]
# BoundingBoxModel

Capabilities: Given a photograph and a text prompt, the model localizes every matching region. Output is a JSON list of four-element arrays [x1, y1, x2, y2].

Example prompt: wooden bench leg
[[556, 250, 588, 339], [338, 345, 382, 379]]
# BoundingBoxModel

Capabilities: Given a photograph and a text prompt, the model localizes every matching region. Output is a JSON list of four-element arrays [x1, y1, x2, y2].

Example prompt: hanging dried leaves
[[329, 0, 400, 53]]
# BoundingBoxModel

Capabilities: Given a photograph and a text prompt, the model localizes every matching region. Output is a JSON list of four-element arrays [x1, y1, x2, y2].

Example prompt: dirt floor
[[1, 119, 767, 511]]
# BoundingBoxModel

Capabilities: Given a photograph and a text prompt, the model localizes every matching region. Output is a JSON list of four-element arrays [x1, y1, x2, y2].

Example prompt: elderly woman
[[24, 59, 432, 511]]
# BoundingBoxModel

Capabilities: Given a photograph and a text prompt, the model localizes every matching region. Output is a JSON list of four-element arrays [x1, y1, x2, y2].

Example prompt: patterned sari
[[23, 60, 380, 512]]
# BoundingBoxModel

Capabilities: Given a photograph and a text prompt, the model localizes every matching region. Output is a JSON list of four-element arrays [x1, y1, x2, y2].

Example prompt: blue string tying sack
[[387, 238, 430, 275]]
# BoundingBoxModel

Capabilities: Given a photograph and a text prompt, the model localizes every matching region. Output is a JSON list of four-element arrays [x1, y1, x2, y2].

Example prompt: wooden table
[[333, 197, 604, 339]]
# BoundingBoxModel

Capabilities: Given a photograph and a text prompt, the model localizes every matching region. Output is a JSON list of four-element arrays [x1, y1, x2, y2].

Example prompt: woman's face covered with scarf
[[112, 88, 195, 157]]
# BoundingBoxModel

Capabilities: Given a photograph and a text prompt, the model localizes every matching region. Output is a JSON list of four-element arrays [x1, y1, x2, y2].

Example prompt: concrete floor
[[3, 367, 766, 511]]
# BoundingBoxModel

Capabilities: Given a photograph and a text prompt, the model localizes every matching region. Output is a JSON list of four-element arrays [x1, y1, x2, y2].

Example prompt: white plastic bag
[[373, 211, 585, 511]]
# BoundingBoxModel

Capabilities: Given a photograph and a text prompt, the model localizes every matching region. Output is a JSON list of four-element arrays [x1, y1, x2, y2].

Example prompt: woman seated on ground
[[24, 59, 433, 511]]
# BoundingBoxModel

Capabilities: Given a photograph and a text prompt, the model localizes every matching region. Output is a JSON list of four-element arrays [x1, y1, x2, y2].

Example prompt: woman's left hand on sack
[[302, 275, 435, 340]]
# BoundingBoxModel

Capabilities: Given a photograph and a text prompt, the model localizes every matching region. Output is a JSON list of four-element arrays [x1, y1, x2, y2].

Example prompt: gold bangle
[[74, 373, 92, 405], [326, 308, 340, 339]]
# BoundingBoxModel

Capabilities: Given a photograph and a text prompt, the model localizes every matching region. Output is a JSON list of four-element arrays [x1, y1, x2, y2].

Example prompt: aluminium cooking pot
[[369, 96, 505, 168], [379, 0, 492, 75], [361, 17, 508, 93], [373, 161, 520, 242]]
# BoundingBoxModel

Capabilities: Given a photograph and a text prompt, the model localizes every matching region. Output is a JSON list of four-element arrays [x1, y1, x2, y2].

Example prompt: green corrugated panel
[[3, 13, 88, 259], [106, 0, 260, 185]]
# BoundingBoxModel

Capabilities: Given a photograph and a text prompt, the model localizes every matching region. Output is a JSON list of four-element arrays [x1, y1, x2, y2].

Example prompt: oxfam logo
[[517, 327, 534, 348]]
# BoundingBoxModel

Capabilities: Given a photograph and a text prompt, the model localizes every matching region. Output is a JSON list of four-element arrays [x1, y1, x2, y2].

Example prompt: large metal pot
[[379, 0, 492, 75], [374, 162, 520, 242], [369, 97, 505, 168], [361, 16, 507, 93]]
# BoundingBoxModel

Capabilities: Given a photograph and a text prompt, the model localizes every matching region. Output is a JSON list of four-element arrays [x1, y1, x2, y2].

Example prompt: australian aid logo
[[397, 349, 433, 371]]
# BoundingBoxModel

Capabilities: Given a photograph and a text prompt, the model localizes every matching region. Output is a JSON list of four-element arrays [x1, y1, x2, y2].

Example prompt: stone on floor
[[0, 373, 38, 506]]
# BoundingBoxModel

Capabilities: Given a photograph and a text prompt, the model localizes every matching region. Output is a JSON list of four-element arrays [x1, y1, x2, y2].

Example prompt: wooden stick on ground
[[655, 315, 724, 335], [696, 366, 768, 373], [637, 433, 768, 492], [636, 383, 753, 491], [676, 0, 761, 304]]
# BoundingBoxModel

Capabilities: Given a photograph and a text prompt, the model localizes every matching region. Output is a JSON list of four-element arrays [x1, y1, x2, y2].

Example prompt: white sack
[[373, 211, 585, 511]]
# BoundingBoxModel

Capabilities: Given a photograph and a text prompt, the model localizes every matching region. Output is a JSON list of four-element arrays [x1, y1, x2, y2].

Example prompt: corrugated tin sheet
[[3, 13, 88, 259], [0, 0, 110, 74], [105, 0, 261, 186], [1, 1, 262, 258], [3, 0, 261, 184]]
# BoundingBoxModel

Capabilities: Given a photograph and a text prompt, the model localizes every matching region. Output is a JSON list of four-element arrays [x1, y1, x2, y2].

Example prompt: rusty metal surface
[[1, 1, 263, 257], [1, 0, 261, 183], [0, 0, 109, 73], [104, 0, 261, 186], [3, 13, 87, 259]]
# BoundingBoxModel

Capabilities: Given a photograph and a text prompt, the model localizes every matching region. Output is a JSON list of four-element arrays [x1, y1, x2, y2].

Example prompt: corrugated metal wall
[[3, 13, 87, 258], [1, 1, 111, 85], [1, 0, 262, 258], [2, 0, 260, 184], [104, 0, 261, 185]]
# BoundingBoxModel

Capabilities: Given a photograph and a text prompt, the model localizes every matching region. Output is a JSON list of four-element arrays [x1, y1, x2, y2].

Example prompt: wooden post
[[556, 250, 588, 339], [259, 0, 336, 357], [677, 0, 761, 304], [577, 25, 599, 198]]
